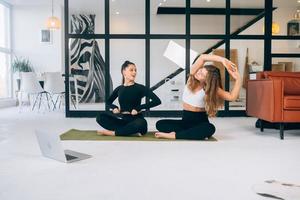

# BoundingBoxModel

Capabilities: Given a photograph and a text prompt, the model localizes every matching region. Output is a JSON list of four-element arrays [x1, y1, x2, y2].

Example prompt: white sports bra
[[182, 85, 205, 108]]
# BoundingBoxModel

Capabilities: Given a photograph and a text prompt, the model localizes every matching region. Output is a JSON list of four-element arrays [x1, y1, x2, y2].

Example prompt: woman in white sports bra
[[155, 54, 241, 140]]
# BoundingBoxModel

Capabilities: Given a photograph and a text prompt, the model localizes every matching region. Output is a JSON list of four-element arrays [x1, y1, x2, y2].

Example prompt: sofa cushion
[[263, 72, 300, 95], [284, 96, 300, 110]]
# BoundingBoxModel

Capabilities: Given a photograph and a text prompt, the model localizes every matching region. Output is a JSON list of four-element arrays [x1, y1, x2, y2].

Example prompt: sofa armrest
[[246, 79, 284, 122]]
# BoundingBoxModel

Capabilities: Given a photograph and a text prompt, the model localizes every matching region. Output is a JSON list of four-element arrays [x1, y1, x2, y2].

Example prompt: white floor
[[0, 107, 300, 200]]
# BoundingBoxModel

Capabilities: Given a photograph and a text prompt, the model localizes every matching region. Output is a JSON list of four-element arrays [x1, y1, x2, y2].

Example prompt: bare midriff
[[183, 102, 205, 112]]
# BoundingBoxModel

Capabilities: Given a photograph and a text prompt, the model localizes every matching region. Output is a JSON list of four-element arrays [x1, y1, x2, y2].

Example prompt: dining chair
[[19, 72, 51, 111]]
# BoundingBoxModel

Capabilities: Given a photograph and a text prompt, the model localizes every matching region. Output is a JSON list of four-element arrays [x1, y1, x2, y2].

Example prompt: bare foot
[[154, 132, 176, 139], [97, 130, 115, 136]]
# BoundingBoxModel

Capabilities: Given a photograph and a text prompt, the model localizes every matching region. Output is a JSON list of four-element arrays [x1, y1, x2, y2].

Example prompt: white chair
[[43, 72, 64, 110], [43, 72, 77, 110], [19, 72, 51, 111]]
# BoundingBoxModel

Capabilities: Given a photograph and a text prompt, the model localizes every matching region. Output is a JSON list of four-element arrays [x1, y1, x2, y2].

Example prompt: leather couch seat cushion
[[284, 96, 300, 110]]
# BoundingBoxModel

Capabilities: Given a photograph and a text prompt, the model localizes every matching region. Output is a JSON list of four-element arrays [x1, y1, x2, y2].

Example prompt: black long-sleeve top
[[106, 83, 161, 112]]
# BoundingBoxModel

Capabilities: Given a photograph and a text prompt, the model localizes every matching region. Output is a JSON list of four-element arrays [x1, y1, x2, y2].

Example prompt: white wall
[[12, 5, 63, 73]]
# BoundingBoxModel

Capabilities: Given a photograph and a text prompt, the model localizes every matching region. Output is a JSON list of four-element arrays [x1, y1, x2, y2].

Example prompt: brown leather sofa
[[246, 71, 300, 139]]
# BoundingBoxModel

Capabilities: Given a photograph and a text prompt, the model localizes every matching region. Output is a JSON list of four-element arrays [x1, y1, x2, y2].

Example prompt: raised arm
[[190, 54, 235, 75], [217, 69, 242, 101]]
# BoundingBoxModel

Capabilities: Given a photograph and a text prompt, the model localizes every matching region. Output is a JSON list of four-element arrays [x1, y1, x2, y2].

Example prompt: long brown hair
[[187, 65, 223, 117]]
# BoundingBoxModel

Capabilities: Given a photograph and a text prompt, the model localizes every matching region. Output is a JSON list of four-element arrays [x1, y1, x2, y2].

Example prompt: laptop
[[35, 129, 92, 163]]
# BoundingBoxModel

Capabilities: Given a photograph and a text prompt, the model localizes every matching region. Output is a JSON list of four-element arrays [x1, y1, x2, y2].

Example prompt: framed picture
[[287, 21, 300, 36], [41, 29, 52, 43]]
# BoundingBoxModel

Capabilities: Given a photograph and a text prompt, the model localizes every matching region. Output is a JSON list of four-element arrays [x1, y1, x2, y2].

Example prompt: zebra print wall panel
[[70, 14, 112, 103]]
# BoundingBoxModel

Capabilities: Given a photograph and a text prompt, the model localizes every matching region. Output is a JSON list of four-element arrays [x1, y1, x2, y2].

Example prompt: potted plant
[[12, 57, 34, 74], [12, 57, 34, 90]]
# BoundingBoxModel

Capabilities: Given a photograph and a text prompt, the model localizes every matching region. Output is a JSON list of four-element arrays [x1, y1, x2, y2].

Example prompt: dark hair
[[121, 60, 135, 84]]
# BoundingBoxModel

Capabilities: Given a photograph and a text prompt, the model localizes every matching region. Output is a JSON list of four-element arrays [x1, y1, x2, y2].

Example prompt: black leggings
[[156, 110, 215, 140], [96, 113, 148, 136]]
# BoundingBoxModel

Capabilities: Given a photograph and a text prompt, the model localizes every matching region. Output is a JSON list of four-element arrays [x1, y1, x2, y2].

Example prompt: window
[[271, 0, 300, 73], [0, 2, 12, 99], [65, 0, 296, 117]]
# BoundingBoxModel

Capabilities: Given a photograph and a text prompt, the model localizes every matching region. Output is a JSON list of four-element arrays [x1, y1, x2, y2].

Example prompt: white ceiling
[[2, 0, 298, 8], [2, 0, 64, 6]]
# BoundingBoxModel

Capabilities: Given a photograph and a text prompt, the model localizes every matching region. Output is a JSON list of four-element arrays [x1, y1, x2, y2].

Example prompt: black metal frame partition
[[64, 0, 300, 118]]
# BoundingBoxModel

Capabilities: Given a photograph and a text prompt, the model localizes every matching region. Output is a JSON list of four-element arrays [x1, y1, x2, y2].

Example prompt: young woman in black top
[[96, 61, 161, 136]]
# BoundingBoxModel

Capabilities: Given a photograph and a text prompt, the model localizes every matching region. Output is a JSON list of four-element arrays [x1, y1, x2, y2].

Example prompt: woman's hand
[[227, 67, 241, 81], [112, 108, 120, 114], [131, 109, 138, 115], [222, 58, 236, 73]]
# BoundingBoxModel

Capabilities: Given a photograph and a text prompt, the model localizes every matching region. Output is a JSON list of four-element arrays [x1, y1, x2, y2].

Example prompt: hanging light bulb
[[46, 0, 61, 29]]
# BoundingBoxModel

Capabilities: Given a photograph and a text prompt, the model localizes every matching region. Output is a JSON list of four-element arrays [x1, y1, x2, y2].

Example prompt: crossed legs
[[96, 113, 148, 136], [155, 119, 215, 140]]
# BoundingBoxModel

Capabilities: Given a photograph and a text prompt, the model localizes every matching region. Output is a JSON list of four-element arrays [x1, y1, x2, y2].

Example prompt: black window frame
[[64, 0, 300, 118]]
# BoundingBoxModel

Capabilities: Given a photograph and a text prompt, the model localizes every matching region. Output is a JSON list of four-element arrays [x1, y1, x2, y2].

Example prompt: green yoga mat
[[60, 129, 217, 141]]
